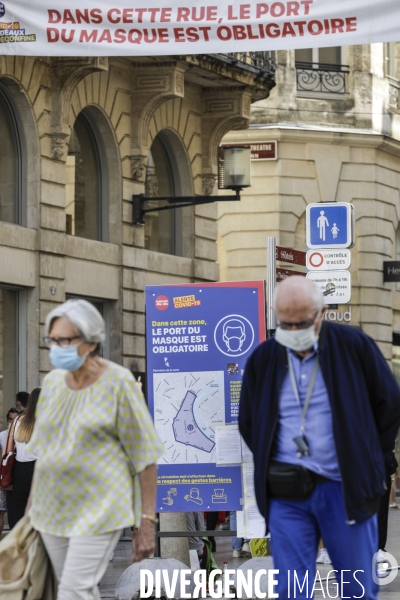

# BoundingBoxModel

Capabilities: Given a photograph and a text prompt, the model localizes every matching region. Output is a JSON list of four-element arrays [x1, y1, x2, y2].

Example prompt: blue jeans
[[230, 511, 243, 551], [268, 481, 379, 599]]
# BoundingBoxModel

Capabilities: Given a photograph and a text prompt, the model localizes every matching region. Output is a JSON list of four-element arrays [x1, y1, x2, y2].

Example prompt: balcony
[[296, 61, 349, 99], [225, 51, 276, 74], [128, 52, 275, 102], [182, 51, 275, 101]]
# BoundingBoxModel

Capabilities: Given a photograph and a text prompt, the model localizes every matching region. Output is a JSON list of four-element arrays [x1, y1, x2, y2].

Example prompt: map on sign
[[154, 371, 225, 464]]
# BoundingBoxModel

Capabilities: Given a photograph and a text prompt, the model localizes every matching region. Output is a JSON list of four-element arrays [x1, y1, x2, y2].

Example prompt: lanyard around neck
[[287, 353, 319, 434]]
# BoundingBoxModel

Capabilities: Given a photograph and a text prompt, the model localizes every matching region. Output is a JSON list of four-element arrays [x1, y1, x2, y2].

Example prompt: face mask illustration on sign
[[222, 319, 246, 352]]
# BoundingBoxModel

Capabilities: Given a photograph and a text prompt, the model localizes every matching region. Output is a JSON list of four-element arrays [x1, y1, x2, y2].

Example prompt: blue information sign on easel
[[306, 203, 354, 249], [145, 281, 266, 512]]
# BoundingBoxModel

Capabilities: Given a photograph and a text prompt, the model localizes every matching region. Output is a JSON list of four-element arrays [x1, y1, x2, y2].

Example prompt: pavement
[[99, 509, 400, 598]]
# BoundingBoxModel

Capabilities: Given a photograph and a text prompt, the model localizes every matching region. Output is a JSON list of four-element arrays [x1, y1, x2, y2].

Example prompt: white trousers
[[41, 529, 122, 600]]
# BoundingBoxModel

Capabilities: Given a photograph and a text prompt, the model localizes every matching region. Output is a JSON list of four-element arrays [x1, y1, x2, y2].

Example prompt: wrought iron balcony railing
[[226, 51, 275, 74], [296, 61, 349, 96]]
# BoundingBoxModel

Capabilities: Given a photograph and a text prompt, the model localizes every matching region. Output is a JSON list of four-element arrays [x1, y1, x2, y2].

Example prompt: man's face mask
[[275, 324, 319, 352], [275, 310, 321, 352]]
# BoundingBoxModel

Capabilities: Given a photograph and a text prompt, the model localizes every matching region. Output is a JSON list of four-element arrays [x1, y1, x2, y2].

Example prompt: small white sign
[[306, 270, 351, 304], [240, 436, 253, 463], [306, 249, 351, 271], [215, 425, 242, 465]]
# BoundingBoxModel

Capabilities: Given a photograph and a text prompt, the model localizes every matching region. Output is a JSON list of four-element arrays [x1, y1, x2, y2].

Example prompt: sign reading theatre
[[222, 142, 277, 161], [145, 281, 265, 512]]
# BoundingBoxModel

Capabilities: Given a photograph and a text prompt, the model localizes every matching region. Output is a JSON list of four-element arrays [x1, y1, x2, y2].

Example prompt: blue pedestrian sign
[[306, 203, 354, 249]]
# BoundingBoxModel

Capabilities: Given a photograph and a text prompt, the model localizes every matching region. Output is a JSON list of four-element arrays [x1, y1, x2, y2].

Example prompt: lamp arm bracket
[[132, 191, 241, 225]]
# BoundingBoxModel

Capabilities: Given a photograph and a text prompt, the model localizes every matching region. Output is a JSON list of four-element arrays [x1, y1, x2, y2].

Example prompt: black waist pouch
[[267, 461, 316, 501]]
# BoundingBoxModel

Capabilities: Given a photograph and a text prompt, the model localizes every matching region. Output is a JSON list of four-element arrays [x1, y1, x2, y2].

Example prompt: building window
[[295, 47, 341, 67], [387, 44, 400, 109], [144, 134, 181, 255], [66, 110, 108, 242], [385, 42, 396, 79], [66, 295, 110, 359], [0, 82, 26, 226], [0, 287, 26, 427], [295, 47, 348, 97]]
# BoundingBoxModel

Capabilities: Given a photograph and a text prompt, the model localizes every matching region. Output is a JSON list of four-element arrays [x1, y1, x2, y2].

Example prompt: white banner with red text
[[0, 0, 399, 57]]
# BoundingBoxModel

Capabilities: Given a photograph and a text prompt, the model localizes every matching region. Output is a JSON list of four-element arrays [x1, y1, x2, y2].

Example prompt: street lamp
[[132, 145, 251, 225], [220, 145, 252, 189]]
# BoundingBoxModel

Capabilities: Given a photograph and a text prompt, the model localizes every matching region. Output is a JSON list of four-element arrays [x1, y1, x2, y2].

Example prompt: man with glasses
[[239, 276, 400, 599]]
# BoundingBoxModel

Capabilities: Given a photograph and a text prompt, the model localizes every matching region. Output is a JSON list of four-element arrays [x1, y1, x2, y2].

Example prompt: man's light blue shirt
[[272, 345, 341, 481]]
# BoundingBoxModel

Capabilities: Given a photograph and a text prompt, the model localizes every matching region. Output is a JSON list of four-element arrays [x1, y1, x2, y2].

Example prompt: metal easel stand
[[154, 528, 238, 558]]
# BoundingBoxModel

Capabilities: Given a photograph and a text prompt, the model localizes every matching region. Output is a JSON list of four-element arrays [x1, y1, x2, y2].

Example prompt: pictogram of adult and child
[[317, 210, 339, 241]]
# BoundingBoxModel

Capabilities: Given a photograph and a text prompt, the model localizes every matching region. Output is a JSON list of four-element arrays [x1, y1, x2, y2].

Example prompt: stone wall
[[0, 54, 272, 406]]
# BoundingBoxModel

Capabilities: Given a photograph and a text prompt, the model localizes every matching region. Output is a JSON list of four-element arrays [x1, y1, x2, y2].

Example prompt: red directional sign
[[221, 142, 277, 161], [276, 268, 307, 282], [276, 246, 306, 267]]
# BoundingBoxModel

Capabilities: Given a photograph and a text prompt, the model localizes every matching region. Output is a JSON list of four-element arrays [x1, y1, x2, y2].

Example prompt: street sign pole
[[267, 237, 276, 336]]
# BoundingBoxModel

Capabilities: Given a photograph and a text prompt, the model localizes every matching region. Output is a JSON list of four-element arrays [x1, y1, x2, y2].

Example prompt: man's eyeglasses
[[43, 336, 81, 348], [277, 311, 320, 331]]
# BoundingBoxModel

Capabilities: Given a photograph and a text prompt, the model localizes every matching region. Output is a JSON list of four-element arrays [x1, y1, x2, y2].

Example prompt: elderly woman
[[26, 299, 163, 600]]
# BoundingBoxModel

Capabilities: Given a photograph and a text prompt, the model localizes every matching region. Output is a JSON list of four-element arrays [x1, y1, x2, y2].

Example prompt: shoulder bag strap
[[5, 417, 18, 456]]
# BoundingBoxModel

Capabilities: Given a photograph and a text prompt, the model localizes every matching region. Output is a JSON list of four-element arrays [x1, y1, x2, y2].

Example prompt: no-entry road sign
[[307, 249, 351, 271]]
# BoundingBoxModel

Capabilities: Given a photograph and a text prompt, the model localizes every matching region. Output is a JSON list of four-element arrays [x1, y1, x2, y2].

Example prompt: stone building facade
[[0, 53, 274, 425], [219, 43, 400, 364]]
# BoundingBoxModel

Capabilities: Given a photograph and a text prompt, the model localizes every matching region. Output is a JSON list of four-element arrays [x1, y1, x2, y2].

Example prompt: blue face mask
[[49, 344, 87, 372]]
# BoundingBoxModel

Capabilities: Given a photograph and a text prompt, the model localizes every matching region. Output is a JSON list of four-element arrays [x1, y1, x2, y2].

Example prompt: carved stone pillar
[[201, 87, 252, 184], [49, 57, 109, 160]]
